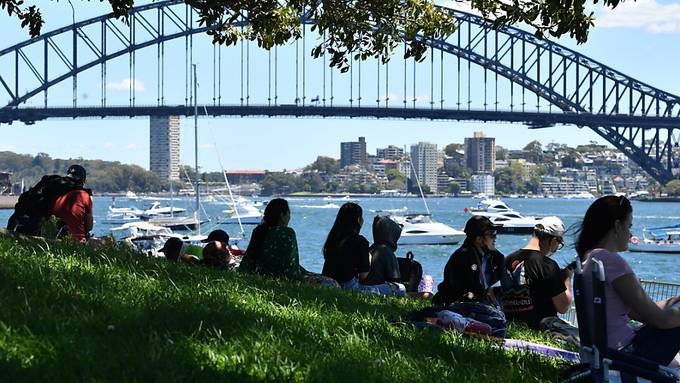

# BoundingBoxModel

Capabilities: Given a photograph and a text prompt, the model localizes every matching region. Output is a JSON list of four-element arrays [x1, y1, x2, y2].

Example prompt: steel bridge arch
[[0, 0, 678, 182]]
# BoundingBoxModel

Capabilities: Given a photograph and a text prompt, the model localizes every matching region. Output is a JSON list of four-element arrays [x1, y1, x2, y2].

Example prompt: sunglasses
[[484, 230, 497, 238], [555, 237, 565, 250]]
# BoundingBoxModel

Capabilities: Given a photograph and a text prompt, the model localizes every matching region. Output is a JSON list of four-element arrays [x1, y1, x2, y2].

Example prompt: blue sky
[[1, 0, 679, 172]]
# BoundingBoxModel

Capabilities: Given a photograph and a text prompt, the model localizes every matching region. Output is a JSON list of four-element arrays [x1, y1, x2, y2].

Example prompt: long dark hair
[[323, 202, 363, 259], [248, 198, 290, 259], [575, 195, 632, 260]]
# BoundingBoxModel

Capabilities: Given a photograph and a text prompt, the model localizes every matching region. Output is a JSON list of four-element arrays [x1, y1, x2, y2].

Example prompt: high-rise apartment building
[[464, 131, 496, 174], [410, 142, 438, 193], [340, 136, 368, 168], [150, 115, 180, 181], [376, 145, 404, 160]]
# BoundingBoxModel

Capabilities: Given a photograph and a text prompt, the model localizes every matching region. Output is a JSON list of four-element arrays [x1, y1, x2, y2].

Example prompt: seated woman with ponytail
[[322, 203, 403, 296], [578, 195, 680, 367]]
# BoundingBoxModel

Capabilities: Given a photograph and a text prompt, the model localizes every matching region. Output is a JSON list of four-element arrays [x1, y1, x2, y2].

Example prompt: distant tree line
[[0, 152, 164, 193]]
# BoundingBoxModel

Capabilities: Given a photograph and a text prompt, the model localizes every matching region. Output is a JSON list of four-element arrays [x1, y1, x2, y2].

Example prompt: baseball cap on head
[[159, 237, 185, 259], [534, 216, 566, 238], [202, 229, 230, 244], [464, 215, 501, 238], [66, 164, 86, 181]]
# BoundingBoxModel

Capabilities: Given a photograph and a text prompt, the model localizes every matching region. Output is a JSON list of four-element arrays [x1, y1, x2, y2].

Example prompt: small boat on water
[[391, 213, 466, 245], [629, 225, 680, 254]]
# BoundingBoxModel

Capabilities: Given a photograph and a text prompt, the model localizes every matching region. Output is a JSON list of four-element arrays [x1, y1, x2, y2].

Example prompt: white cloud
[[103, 141, 114, 149], [597, 0, 680, 33], [200, 143, 214, 149], [124, 143, 138, 150], [0, 145, 17, 151], [104, 78, 146, 92]]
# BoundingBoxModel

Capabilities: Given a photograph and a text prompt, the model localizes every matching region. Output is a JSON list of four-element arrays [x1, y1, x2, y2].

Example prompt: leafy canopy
[[2, 0, 626, 72]]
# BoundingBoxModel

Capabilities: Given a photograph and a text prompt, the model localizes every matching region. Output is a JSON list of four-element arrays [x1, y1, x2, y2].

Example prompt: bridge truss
[[0, 0, 678, 183]]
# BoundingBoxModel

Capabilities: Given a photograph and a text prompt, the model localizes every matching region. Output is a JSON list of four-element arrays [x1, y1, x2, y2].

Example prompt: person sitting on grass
[[361, 215, 407, 297], [501, 216, 573, 330], [578, 195, 680, 367], [433, 215, 504, 306], [321, 202, 381, 294], [159, 237, 200, 264], [200, 240, 236, 270], [239, 198, 303, 279]]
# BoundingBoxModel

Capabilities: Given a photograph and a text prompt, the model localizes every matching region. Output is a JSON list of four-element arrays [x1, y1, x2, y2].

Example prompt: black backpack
[[6, 175, 87, 236], [397, 251, 423, 293]]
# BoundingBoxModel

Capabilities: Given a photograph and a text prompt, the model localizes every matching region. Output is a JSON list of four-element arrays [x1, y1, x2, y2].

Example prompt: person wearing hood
[[364, 215, 403, 286]]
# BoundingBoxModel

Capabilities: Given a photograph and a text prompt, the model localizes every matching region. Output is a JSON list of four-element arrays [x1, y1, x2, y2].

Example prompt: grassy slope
[[0, 235, 566, 382]]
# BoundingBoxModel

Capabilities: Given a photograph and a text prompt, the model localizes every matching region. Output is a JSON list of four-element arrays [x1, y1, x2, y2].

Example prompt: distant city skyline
[[1, 0, 679, 172]]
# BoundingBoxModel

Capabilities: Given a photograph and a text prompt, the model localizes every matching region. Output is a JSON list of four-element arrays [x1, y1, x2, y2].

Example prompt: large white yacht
[[466, 199, 542, 234], [391, 213, 466, 245]]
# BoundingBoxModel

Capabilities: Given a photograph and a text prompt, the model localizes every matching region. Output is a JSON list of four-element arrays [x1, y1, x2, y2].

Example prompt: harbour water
[[1, 196, 678, 284]]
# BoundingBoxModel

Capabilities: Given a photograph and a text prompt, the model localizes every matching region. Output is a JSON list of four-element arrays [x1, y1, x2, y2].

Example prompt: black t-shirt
[[363, 244, 401, 286], [502, 249, 567, 328], [321, 234, 371, 283]]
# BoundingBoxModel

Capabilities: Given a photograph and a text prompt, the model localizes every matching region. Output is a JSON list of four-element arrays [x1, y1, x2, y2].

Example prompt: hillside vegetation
[[0, 234, 566, 382]]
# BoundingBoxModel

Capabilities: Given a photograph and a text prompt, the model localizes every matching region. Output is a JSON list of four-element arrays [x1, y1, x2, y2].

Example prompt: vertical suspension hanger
[[412, 49, 416, 109], [440, 39, 444, 110], [376, 56, 380, 107], [457, 20, 461, 109], [322, 31, 326, 107], [467, 23, 471, 111], [385, 56, 389, 108], [430, 44, 434, 110], [268, 49, 272, 107], [157, 10, 161, 107], [494, 29, 498, 111], [275, 45, 278, 106], [403, 42, 407, 109], [302, 21, 306, 106], [212, 45, 216, 106], [246, 38, 250, 106], [295, 38, 299, 105], [358, 48, 362, 107], [240, 24, 244, 106], [350, 51, 353, 106], [218, 41, 221, 106], [483, 23, 487, 111]]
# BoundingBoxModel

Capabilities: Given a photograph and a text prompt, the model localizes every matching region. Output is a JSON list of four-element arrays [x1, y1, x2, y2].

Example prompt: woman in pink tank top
[[576, 195, 680, 366]]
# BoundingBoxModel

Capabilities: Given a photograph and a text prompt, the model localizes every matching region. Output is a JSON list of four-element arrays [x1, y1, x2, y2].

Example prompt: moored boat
[[629, 225, 680, 254]]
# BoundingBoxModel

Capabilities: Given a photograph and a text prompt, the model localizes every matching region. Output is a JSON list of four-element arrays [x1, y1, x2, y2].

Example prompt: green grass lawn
[[0, 234, 568, 382]]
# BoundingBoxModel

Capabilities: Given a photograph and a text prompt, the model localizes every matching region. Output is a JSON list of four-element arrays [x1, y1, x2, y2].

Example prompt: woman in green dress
[[240, 198, 302, 279]]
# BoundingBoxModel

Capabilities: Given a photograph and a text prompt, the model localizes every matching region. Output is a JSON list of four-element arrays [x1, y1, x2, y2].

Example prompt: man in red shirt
[[50, 165, 93, 242]]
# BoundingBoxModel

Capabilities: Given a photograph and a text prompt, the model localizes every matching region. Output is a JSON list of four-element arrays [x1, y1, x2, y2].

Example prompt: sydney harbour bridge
[[0, 0, 678, 183]]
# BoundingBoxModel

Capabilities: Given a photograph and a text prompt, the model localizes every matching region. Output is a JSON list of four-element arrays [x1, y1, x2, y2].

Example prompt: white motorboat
[[482, 211, 542, 234], [629, 225, 680, 254], [220, 203, 263, 225], [391, 213, 466, 245], [465, 199, 513, 214], [140, 201, 187, 218], [102, 211, 142, 224]]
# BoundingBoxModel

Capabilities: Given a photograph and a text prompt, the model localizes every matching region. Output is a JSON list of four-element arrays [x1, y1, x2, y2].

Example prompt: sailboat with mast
[[389, 159, 465, 245]]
